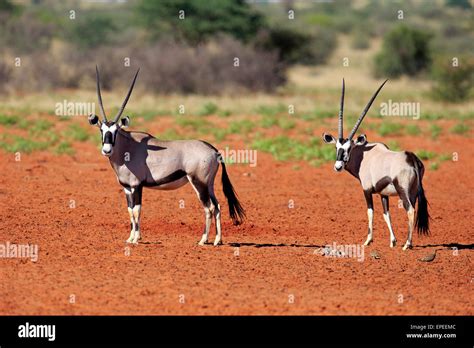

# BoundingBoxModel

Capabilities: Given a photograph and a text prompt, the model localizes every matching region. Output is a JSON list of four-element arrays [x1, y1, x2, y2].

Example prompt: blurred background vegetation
[[0, 0, 472, 165], [0, 0, 472, 100]]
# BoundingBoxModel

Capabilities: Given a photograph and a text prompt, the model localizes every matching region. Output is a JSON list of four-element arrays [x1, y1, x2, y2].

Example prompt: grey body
[[109, 130, 218, 191], [89, 67, 245, 246], [323, 79, 430, 250]]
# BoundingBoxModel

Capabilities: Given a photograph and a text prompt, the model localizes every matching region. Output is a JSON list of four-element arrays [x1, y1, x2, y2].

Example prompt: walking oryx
[[88, 67, 245, 245], [322, 79, 430, 250]]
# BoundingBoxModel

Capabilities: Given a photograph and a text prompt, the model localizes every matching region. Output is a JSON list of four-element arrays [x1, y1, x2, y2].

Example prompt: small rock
[[370, 250, 381, 259], [419, 251, 437, 262]]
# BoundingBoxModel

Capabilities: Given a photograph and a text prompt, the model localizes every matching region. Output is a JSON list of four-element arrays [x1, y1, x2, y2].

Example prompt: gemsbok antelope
[[322, 79, 430, 250], [88, 67, 245, 245]]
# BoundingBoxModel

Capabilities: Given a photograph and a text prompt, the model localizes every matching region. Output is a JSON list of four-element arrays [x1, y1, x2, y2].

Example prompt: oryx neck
[[344, 143, 371, 180]]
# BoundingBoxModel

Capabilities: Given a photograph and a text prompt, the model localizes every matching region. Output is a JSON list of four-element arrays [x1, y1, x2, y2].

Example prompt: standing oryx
[[88, 67, 245, 245], [322, 79, 430, 250]]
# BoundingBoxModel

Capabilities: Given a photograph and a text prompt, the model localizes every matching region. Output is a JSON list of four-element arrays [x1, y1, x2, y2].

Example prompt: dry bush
[[1, 37, 286, 95], [135, 36, 286, 94]]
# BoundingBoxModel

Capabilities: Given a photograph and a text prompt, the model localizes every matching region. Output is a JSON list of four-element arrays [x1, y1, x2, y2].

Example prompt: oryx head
[[88, 66, 139, 157], [322, 79, 388, 172]]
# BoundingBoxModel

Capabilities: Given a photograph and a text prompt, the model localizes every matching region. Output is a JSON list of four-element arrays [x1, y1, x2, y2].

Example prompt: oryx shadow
[[414, 243, 474, 250], [228, 242, 324, 249], [115, 132, 170, 185]]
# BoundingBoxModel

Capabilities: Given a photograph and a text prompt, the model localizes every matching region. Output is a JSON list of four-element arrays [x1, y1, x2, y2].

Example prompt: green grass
[[429, 124, 442, 140], [439, 153, 452, 161], [0, 114, 19, 126], [197, 102, 218, 116], [416, 149, 437, 160], [450, 123, 470, 135], [279, 118, 296, 130], [228, 119, 256, 134], [0, 135, 50, 153], [175, 116, 212, 133], [218, 110, 232, 118], [55, 141, 75, 155], [406, 124, 421, 136], [211, 128, 228, 142], [251, 135, 333, 165], [139, 109, 171, 121], [30, 119, 53, 133], [430, 162, 439, 171], [377, 122, 403, 136], [260, 115, 296, 130], [65, 124, 89, 142], [386, 140, 400, 150], [299, 110, 334, 121], [255, 104, 286, 117]]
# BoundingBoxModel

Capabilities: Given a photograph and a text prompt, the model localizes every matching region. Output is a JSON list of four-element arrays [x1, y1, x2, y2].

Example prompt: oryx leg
[[188, 176, 212, 246], [394, 180, 415, 251], [403, 206, 415, 251], [363, 190, 374, 246], [124, 186, 143, 244], [381, 195, 397, 247], [210, 193, 222, 246]]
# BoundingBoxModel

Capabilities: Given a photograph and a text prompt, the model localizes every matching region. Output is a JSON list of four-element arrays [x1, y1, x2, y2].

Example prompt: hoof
[[364, 239, 373, 246], [213, 239, 223, 246], [390, 240, 397, 248], [402, 243, 412, 251]]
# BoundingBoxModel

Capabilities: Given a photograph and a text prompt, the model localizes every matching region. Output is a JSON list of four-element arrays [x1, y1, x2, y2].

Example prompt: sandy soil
[[0, 128, 472, 315]]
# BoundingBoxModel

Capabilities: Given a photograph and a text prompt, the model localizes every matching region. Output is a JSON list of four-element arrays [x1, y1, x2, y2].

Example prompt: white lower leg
[[383, 212, 397, 247], [364, 208, 374, 246], [126, 207, 135, 243], [131, 205, 141, 243], [198, 207, 212, 246], [213, 204, 222, 246], [403, 206, 415, 250]]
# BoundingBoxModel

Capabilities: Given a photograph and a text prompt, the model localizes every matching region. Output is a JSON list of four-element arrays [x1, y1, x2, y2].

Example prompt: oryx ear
[[355, 134, 367, 145], [88, 114, 100, 126], [322, 133, 336, 144], [119, 115, 130, 128]]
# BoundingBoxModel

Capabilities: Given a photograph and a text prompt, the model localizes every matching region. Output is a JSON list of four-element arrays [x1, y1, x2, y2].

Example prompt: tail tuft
[[221, 161, 245, 225], [415, 185, 430, 235], [413, 156, 430, 236]]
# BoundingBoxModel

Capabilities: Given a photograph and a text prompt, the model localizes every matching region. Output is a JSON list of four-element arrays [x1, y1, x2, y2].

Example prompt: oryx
[[322, 79, 430, 250], [88, 67, 245, 245]]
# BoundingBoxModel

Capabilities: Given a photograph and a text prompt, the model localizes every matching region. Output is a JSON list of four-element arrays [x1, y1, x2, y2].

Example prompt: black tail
[[413, 157, 430, 236], [221, 161, 246, 225]]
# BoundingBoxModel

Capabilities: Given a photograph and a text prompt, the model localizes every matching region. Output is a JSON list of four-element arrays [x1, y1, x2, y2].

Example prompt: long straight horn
[[348, 79, 388, 139], [96, 65, 107, 122], [338, 78, 345, 139], [113, 68, 140, 123]]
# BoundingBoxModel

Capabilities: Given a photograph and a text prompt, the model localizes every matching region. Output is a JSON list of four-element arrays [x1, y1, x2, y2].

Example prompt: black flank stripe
[[143, 169, 187, 188]]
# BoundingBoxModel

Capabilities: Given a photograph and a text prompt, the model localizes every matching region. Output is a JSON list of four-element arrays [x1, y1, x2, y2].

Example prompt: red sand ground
[[0, 129, 472, 315]]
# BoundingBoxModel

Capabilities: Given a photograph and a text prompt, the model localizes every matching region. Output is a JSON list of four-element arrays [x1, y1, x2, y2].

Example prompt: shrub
[[431, 56, 474, 102], [135, 0, 264, 44], [254, 26, 336, 65], [64, 13, 117, 49], [374, 25, 432, 78], [351, 25, 372, 50], [450, 123, 469, 135]]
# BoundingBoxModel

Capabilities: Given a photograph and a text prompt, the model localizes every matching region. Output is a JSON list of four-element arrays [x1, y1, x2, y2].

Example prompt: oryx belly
[[147, 176, 189, 190], [380, 183, 397, 196]]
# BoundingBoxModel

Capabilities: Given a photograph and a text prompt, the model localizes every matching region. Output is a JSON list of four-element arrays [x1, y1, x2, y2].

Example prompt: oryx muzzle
[[88, 67, 245, 246], [322, 79, 430, 250]]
